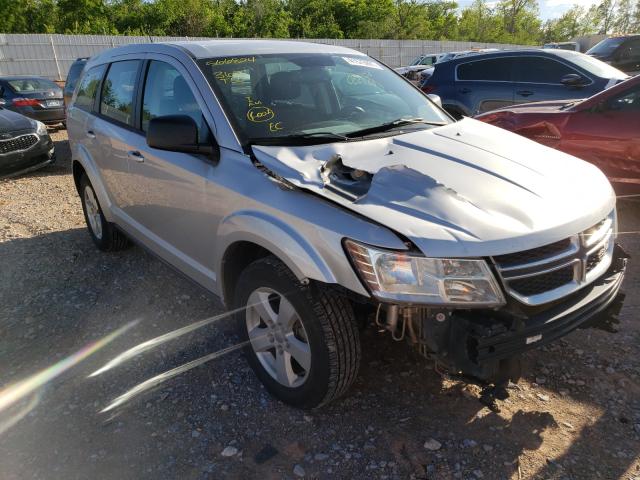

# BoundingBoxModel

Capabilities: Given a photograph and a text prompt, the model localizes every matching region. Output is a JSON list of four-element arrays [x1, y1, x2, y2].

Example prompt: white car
[[395, 54, 442, 80]]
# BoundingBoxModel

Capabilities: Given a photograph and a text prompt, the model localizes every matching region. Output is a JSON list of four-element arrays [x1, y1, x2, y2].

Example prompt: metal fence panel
[[0, 34, 529, 80]]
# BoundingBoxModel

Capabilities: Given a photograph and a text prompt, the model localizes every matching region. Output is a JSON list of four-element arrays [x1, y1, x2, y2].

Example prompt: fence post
[[49, 34, 62, 81]]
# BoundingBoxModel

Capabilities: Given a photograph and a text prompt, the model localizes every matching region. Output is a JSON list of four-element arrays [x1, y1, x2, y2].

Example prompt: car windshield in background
[[7, 78, 61, 93], [553, 50, 628, 79], [197, 53, 450, 145], [587, 38, 626, 56]]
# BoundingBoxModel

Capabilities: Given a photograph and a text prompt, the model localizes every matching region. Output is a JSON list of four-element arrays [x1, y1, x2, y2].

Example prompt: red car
[[477, 76, 640, 193]]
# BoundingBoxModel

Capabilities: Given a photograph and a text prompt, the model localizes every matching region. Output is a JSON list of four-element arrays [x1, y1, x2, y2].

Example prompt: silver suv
[[67, 40, 627, 408]]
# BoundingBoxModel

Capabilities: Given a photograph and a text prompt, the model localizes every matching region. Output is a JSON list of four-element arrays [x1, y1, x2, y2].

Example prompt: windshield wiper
[[344, 117, 446, 138], [250, 132, 350, 146]]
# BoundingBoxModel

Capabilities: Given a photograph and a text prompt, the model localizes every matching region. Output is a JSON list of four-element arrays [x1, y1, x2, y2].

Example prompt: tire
[[79, 174, 129, 251], [233, 256, 361, 409]]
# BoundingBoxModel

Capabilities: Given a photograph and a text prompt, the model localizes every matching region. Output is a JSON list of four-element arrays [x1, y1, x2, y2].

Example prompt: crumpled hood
[[252, 118, 615, 257]]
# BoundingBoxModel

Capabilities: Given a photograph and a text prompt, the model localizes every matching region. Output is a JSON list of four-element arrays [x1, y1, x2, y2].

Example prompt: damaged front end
[[250, 120, 625, 398], [374, 244, 627, 387]]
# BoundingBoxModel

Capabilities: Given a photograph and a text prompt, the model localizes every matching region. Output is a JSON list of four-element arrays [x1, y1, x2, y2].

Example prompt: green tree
[[595, 0, 618, 34], [633, 0, 640, 31], [57, 0, 113, 33], [613, 0, 634, 32], [458, 0, 501, 42], [232, 0, 291, 38], [540, 5, 585, 42], [288, 0, 344, 38]]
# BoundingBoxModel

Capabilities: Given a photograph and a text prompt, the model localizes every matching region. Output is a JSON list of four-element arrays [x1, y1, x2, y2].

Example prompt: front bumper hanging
[[436, 244, 628, 381]]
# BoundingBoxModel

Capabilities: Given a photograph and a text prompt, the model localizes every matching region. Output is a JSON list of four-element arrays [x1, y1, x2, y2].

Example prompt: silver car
[[67, 40, 627, 408]]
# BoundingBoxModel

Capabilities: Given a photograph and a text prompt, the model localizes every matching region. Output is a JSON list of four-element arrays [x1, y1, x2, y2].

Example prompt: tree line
[[2, 0, 639, 45]]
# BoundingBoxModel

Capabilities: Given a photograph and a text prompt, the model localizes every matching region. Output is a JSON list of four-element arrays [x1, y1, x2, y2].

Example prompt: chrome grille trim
[[492, 212, 615, 306]]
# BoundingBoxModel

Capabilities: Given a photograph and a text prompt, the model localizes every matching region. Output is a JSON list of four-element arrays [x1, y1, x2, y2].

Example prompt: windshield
[[197, 53, 450, 145], [553, 50, 628, 79], [587, 37, 626, 56], [7, 78, 61, 93]]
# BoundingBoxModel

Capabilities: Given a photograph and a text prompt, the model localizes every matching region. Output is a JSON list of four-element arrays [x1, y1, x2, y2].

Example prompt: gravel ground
[[0, 129, 639, 480]]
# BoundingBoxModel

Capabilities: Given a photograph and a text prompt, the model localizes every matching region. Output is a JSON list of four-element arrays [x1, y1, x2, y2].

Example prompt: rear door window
[[513, 57, 578, 84], [74, 65, 106, 111], [99, 60, 141, 127], [456, 58, 513, 81]]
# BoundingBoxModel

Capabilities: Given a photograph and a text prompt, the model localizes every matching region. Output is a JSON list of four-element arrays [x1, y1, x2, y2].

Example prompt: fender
[[216, 209, 338, 292], [73, 143, 115, 222]]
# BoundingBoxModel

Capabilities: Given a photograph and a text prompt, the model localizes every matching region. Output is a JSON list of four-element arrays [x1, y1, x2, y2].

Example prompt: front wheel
[[234, 256, 361, 409]]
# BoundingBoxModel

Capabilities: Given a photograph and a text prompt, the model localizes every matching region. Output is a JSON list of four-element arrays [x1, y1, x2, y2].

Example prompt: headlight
[[33, 120, 47, 136], [344, 239, 505, 306]]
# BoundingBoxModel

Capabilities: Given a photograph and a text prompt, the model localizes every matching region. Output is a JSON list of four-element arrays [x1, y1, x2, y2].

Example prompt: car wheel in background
[[79, 174, 129, 251], [234, 256, 361, 409]]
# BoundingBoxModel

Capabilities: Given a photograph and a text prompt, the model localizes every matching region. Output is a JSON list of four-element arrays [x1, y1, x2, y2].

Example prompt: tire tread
[[242, 256, 361, 408]]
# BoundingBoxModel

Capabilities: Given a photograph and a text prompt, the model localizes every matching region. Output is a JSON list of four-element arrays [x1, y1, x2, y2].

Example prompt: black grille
[[586, 247, 606, 273], [0, 134, 38, 154], [493, 238, 572, 268], [509, 265, 574, 296]]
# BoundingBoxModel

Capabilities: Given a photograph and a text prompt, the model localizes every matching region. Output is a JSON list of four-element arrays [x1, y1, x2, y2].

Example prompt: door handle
[[127, 150, 145, 163], [86, 130, 96, 139], [517, 90, 534, 97], [459, 88, 471, 94]]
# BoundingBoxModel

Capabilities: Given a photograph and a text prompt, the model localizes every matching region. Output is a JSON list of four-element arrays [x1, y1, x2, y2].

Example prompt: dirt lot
[[0, 129, 639, 480]]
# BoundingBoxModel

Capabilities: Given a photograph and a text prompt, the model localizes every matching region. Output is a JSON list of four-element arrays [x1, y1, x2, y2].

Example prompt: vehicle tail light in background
[[421, 85, 436, 94], [12, 98, 40, 107]]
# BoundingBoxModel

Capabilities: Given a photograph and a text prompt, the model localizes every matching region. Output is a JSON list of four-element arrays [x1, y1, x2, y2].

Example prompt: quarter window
[[74, 65, 106, 111], [457, 58, 513, 81], [100, 60, 140, 126], [513, 57, 577, 84]]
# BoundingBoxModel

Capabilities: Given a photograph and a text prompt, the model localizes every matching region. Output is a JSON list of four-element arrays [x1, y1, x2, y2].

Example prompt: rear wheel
[[79, 175, 129, 251], [234, 256, 361, 408]]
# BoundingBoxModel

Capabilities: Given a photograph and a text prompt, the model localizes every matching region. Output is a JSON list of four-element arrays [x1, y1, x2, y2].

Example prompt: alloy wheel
[[84, 185, 103, 240], [245, 287, 311, 388]]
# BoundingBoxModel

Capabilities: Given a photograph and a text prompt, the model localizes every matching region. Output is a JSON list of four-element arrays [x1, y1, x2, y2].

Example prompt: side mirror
[[561, 73, 587, 88], [147, 114, 219, 162], [0, 98, 6, 106], [427, 94, 443, 108]]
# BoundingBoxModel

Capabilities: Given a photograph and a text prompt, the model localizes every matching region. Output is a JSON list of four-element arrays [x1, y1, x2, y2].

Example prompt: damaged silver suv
[[67, 40, 627, 408]]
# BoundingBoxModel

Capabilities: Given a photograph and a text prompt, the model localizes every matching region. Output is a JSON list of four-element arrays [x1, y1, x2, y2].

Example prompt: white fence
[[0, 34, 530, 81]]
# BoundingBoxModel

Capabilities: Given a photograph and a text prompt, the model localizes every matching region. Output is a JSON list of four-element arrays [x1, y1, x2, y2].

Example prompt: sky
[[456, 0, 600, 20]]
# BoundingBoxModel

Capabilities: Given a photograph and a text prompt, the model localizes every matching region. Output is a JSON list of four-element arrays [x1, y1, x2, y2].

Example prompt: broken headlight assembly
[[344, 239, 505, 306]]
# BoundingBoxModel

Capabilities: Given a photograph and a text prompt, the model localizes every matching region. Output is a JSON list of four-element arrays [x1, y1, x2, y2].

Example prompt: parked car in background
[[0, 107, 55, 178], [64, 57, 89, 108], [587, 35, 640, 74], [421, 49, 629, 118], [67, 40, 627, 408], [395, 53, 441, 80], [543, 42, 580, 52], [477, 75, 640, 193], [417, 49, 500, 85], [0, 76, 65, 126]]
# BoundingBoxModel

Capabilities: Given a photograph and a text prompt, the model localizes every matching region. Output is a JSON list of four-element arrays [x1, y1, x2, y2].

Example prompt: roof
[[439, 48, 583, 64], [90, 39, 364, 63], [173, 39, 363, 58]]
